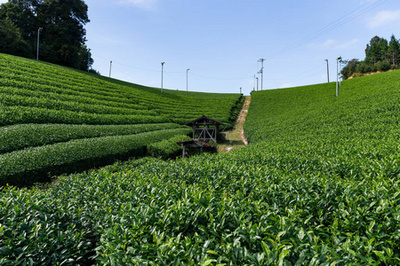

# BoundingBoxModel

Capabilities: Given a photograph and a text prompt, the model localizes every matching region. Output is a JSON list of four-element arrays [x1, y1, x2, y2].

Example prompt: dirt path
[[218, 96, 251, 152], [237, 96, 250, 145]]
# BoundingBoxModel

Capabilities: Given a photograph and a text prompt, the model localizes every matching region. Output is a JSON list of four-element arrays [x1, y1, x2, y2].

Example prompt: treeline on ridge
[[341, 34, 400, 79], [0, 0, 93, 71]]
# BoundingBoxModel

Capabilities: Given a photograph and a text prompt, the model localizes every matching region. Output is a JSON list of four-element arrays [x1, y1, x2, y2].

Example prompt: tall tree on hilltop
[[37, 0, 90, 69], [0, 19, 29, 56], [0, 0, 40, 57], [365, 36, 388, 64], [0, 0, 92, 71], [387, 34, 400, 67]]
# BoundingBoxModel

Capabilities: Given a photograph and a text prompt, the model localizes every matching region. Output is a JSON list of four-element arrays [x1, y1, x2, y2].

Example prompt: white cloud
[[335, 39, 359, 50], [118, 0, 158, 10], [0, 0, 8, 4], [310, 39, 359, 50], [368, 10, 400, 28], [322, 39, 335, 48]]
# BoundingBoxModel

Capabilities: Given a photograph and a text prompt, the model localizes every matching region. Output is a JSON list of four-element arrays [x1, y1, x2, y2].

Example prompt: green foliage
[[0, 53, 241, 126], [0, 128, 191, 186], [0, 19, 29, 57], [341, 58, 359, 80], [388, 34, 400, 66], [147, 134, 192, 159], [0, 187, 97, 265], [0, 123, 184, 154], [0, 53, 241, 184], [0, 0, 91, 70], [375, 59, 391, 72], [0, 105, 169, 126], [365, 36, 388, 64], [2, 70, 400, 263], [342, 34, 400, 79]]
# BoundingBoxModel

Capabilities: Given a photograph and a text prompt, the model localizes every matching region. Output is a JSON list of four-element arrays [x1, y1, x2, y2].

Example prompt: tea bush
[[147, 134, 192, 159], [0, 123, 184, 154], [0, 53, 242, 183], [0, 128, 191, 186], [7, 55, 400, 264]]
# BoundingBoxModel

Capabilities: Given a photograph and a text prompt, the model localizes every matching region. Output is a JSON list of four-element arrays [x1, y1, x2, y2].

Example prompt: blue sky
[[80, 0, 400, 95]]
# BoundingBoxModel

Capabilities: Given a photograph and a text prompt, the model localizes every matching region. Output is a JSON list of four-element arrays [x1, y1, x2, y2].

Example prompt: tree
[[0, 0, 40, 57], [341, 59, 360, 80], [0, 19, 29, 56], [375, 59, 391, 72], [387, 34, 400, 67], [365, 36, 388, 64], [37, 0, 90, 69], [0, 0, 93, 71]]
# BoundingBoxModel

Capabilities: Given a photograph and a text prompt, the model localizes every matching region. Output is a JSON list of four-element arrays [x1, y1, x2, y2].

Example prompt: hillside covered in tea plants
[[0, 53, 243, 186], [1, 60, 400, 264]]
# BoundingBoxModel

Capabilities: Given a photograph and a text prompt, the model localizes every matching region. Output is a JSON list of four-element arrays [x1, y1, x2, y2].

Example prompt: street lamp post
[[186, 68, 190, 91], [88, 49, 91, 72], [36, 27, 43, 60], [325, 59, 329, 83], [258, 58, 265, 90], [336, 56, 342, 97], [161, 62, 165, 93], [256, 77, 259, 91]]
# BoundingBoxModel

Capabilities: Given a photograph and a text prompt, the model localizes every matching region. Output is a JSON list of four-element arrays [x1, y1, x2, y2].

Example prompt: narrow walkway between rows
[[219, 96, 251, 153]]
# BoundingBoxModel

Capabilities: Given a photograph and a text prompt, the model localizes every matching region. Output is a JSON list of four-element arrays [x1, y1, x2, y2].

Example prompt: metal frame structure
[[185, 116, 225, 142]]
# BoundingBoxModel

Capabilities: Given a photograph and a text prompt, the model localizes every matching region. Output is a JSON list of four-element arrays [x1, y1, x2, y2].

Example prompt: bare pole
[[325, 59, 329, 83], [186, 68, 190, 91], [109, 61, 112, 78], [36, 27, 43, 60], [258, 58, 265, 90], [256, 77, 259, 91], [161, 62, 165, 93], [336, 56, 341, 97], [88, 48, 91, 72], [336, 58, 338, 97], [339, 59, 342, 87]]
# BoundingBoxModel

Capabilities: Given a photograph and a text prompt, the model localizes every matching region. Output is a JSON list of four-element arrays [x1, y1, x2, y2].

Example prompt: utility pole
[[325, 59, 329, 83], [256, 77, 259, 91], [253, 74, 256, 91], [109, 61, 112, 78], [240, 87, 242, 94], [186, 68, 190, 91], [36, 27, 43, 60], [161, 62, 165, 93], [88, 49, 91, 72], [258, 58, 265, 90], [339, 60, 342, 87], [336, 56, 342, 97]]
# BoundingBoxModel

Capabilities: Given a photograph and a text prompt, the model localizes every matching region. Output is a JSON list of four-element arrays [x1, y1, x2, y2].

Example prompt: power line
[[267, 0, 390, 58]]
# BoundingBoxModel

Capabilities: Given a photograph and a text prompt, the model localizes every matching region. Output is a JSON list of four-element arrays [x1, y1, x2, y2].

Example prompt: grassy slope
[[0, 53, 242, 186], [246, 71, 400, 144], [1, 66, 400, 264], [245, 70, 400, 181], [0, 53, 242, 125]]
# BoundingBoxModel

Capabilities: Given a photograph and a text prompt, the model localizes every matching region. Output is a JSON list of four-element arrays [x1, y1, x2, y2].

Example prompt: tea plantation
[[1, 54, 400, 264], [0, 53, 243, 186]]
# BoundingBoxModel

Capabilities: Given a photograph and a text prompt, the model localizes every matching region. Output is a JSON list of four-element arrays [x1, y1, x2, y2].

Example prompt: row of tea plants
[[0, 53, 242, 185], [2, 69, 400, 264]]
